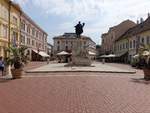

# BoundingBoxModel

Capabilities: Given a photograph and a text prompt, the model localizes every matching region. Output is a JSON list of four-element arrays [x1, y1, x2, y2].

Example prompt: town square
[[0, 0, 150, 113]]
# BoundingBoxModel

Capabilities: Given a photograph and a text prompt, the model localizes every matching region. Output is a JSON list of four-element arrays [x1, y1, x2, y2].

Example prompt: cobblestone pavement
[[0, 72, 149, 113], [23, 61, 47, 71], [105, 63, 144, 76], [0, 61, 47, 77], [0, 62, 147, 113], [26, 62, 136, 74]]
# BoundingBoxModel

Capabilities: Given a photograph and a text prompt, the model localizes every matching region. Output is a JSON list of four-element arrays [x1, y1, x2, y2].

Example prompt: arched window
[[130, 41, 132, 49], [133, 40, 136, 48]]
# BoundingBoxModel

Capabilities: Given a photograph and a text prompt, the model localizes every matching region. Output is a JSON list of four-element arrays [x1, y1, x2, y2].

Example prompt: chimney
[[140, 18, 144, 23], [148, 13, 150, 17], [137, 20, 139, 24]]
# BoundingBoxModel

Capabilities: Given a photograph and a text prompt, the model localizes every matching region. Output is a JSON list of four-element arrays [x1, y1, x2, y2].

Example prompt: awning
[[32, 49, 50, 57], [106, 54, 116, 58], [132, 54, 139, 58], [100, 55, 108, 58], [100, 54, 116, 58], [116, 51, 128, 57], [89, 51, 96, 55], [39, 51, 50, 57], [57, 51, 70, 56]]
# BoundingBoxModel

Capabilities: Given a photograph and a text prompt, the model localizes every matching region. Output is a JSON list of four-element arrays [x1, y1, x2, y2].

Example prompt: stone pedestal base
[[65, 38, 92, 67], [70, 56, 91, 66]]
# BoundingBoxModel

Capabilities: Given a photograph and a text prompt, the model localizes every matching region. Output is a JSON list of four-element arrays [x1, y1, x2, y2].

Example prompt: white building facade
[[53, 33, 96, 58], [20, 12, 48, 61]]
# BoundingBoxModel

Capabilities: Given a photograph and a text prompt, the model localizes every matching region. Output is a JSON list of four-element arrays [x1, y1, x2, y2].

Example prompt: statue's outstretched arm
[[82, 23, 85, 26]]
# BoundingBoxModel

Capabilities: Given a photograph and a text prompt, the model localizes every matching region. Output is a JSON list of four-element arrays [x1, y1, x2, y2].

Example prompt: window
[[66, 46, 68, 51], [45, 35, 47, 42], [123, 43, 125, 49], [32, 28, 35, 36], [130, 41, 132, 48], [57, 41, 60, 44], [4, 7, 8, 20], [36, 31, 38, 38], [12, 32, 18, 46], [141, 38, 144, 44], [66, 41, 68, 44], [57, 46, 60, 51], [2, 25, 7, 38], [147, 36, 150, 44], [1, 6, 8, 20], [21, 35, 25, 44], [27, 38, 30, 45], [42, 45, 44, 49], [118, 45, 119, 51], [126, 42, 128, 49], [71, 41, 73, 45], [32, 40, 35, 46], [36, 42, 38, 47], [27, 26, 30, 34], [39, 43, 41, 48], [102, 39, 104, 43], [21, 21, 25, 31], [39, 33, 42, 40], [133, 40, 136, 48], [120, 44, 122, 50], [12, 16, 17, 24]]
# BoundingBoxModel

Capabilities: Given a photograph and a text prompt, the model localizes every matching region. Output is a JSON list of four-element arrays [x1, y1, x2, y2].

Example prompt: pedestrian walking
[[47, 58, 50, 64], [0, 57, 5, 76], [102, 58, 105, 64]]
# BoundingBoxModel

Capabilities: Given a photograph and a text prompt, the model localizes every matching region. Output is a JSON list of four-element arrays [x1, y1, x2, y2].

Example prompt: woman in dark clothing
[[0, 57, 4, 76]]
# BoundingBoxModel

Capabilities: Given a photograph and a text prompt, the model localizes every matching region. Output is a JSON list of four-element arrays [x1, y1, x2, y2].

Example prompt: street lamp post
[[37, 44, 40, 61], [37, 48, 40, 61]]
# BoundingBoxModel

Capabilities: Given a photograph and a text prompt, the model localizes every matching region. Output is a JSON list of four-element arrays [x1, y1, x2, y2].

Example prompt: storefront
[[31, 49, 50, 61], [0, 41, 8, 58]]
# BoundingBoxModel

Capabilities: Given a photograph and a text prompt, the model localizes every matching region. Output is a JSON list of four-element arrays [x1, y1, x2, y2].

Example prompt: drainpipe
[[7, 1, 12, 79], [127, 38, 130, 63], [8, 1, 11, 50], [19, 10, 22, 47]]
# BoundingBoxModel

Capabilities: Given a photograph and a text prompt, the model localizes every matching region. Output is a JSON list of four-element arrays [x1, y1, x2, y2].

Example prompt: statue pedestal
[[71, 56, 91, 66], [66, 38, 92, 67]]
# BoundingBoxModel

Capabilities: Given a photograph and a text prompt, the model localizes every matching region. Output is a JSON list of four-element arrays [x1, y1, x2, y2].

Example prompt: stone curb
[[26, 70, 136, 74]]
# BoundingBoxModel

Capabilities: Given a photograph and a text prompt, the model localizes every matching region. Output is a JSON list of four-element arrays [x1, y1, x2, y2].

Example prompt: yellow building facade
[[115, 15, 150, 63], [0, 0, 9, 57], [10, 2, 21, 48], [0, 0, 21, 58]]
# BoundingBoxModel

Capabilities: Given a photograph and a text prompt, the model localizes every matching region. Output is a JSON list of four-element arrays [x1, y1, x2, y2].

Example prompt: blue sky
[[13, 0, 150, 45]]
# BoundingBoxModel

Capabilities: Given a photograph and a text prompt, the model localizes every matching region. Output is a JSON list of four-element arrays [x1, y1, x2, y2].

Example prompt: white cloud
[[15, 0, 150, 44], [13, 0, 28, 5]]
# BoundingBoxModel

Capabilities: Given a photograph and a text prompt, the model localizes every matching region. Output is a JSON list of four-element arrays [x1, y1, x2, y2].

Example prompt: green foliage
[[138, 44, 150, 68], [6, 46, 28, 69], [131, 58, 139, 67]]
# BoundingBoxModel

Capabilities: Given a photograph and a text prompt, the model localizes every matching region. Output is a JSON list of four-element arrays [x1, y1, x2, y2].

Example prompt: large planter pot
[[4, 66, 9, 76], [143, 68, 150, 80], [11, 68, 23, 79]]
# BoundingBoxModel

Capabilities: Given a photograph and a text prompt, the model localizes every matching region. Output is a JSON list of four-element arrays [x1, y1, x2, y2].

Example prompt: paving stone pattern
[[0, 73, 149, 113], [27, 62, 136, 74]]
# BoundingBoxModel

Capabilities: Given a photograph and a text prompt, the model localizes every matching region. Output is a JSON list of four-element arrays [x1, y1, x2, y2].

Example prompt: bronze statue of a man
[[75, 21, 85, 38]]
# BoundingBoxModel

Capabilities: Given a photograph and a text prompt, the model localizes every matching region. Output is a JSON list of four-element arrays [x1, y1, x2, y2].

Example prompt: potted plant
[[138, 44, 150, 80], [6, 46, 28, 79]]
